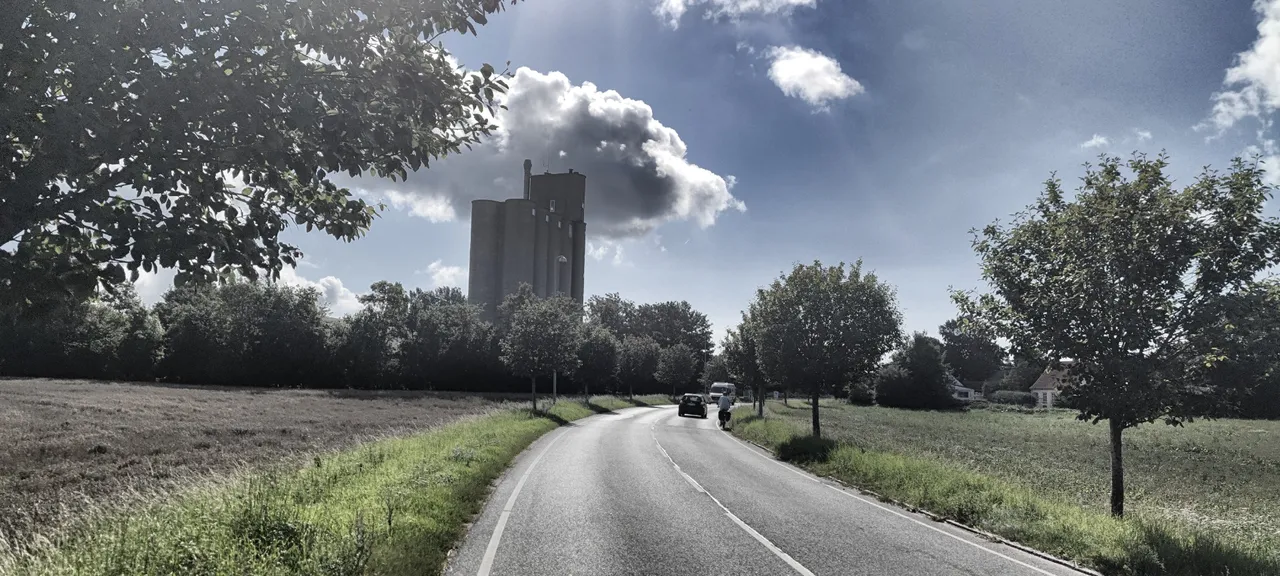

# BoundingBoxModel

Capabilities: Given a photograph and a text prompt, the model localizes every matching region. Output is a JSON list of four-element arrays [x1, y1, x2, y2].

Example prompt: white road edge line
[[650, 424, 817, 576], [721, 433, 1063, 576], [476, 428, 570, 576]]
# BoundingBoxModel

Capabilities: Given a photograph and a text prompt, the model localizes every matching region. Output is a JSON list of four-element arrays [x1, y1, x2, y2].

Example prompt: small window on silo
[[550, 199, 557, 212]]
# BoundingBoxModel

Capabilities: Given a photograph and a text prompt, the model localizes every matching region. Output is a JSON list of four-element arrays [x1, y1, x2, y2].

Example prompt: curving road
[[444, 405, 1086, 576]]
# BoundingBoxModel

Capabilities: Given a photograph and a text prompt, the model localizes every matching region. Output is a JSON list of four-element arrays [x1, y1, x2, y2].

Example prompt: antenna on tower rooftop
[[522, 159, 532, 200]]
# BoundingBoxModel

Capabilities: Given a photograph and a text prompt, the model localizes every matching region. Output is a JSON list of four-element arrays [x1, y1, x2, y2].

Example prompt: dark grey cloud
[[340, 67, 745, 238]]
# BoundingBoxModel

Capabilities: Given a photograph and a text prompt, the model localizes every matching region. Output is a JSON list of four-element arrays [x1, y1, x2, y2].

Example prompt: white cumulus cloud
[[1203, 0, 1280, 132], [358, 189, 457, 223], [336, 67, 745, 238], [132, 265, 364, 317], [1079, 134, 1109, 149], [1135, 129, 1153, 142], [765, 46, 864, 111], [418, 260, 467, 288], [654, 0, 815, 29], [277, 267, 363, 316]]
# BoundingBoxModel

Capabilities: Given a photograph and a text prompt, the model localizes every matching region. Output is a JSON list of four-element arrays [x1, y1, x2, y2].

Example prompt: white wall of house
[[1035, 390, 1058, 408]]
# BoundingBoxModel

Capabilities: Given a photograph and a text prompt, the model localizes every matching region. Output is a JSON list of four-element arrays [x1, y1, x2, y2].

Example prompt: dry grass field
[[0, 378, 503, 540]]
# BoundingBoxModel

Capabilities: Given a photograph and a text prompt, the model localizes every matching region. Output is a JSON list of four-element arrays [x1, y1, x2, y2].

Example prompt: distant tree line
[[0, 281, 715, 396]]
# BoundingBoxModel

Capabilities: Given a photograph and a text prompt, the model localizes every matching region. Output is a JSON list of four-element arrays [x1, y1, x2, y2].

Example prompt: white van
[[708, 382, 737, 405]]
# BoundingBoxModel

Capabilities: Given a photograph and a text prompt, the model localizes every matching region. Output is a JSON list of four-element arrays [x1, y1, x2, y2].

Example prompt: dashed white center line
[[650, 424, 817, 576]]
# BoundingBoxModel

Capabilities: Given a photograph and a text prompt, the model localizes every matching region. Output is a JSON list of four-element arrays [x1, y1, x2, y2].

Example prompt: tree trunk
[[552, 371, 558, 405], [811, 385, 821, 438], [757, 383, 764, 417], [783, 389, 789, 407], [531, 376, 537, 412], [1109, 418, 1125, 517]]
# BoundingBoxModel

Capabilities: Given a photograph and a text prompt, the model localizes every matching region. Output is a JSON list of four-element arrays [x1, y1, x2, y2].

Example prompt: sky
[[136, 0, 1280, 346]]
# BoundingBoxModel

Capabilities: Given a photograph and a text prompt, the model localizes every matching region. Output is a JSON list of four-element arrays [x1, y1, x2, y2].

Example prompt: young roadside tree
[[576, 323, 620, 397], [500, 296, 581, 411], [497, 283, 539, 335], [750, 261, 902, 437], [938, 317, 1005, 383], [655, 344, 698, 398], [2, 0, 517, 307], [618, 335, 661, 398], [722, 314, 766, 417], [955, 153, 1280, 516]]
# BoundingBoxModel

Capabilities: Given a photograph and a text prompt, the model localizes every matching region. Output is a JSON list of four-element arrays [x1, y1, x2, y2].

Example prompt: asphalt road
[[445, 405, 1086, 576]]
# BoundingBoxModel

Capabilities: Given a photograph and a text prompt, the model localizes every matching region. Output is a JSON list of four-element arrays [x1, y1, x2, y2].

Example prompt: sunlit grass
[[734, 404, 1280, 576], [0, 398, 640, 576]]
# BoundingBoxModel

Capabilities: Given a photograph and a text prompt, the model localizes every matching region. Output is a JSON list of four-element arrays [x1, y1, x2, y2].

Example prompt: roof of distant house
[[1030, 364, 1072, 391]]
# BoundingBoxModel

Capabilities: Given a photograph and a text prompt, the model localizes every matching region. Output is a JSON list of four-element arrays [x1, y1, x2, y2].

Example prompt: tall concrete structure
[[467, 159, 587, 322]]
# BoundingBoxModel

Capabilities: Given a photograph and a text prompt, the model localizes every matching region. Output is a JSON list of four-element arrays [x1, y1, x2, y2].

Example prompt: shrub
[[777, 435, 838, 463], [990, 390, 1037, 407], [875, 333, 963, 410], [846, 378, 875, 405]]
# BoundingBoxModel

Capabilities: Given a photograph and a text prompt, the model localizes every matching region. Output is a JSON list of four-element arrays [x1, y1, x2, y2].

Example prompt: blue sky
[[139, 0, 1280, 346]]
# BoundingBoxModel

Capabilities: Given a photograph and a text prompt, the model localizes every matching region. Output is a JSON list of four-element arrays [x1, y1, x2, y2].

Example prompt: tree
[[2, 0, 517, 306], [938, 318, 1005, 383], [339, 282, 411, 389], [996, 355, 1045, 392], [576, 323, 620, 396], [955, 153, 1280, 516], [618, 335, 661, 398], [1185, 279, 1280, 419], [585, 293, 636, 339], [875, 333, 961, 410], [750, 261, 902, 437], [400, 287, 491, 390], [631, 301, 714, 371], [722, 314, 766, 417], [497, 283, 538, 334], [500, 296, 581, 410], [655, 344, 698, 397], [700, 354, 731, 390]]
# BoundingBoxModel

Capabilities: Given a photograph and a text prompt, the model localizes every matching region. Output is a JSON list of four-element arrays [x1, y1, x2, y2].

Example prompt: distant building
[[946, 374, 975, 402], [1030, 360, 1074, 408], [467, 159, 587, 322]]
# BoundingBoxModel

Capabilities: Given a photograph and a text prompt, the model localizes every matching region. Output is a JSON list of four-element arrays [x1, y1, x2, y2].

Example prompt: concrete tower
[[467, 160, 587, 322]]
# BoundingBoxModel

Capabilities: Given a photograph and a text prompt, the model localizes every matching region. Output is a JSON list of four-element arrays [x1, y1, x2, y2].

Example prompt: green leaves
[[961, 152, 1280, 428], [654, 343, 697, 392], [2, 0, 521, 308], [498, 287, 581, 379]]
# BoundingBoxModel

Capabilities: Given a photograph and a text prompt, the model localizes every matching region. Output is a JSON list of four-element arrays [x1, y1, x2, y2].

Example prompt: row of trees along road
[[0, 279, 716, 401], [719, 153, 1280, 521]]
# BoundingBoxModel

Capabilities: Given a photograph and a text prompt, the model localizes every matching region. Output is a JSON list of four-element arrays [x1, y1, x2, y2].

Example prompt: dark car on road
[[677, 393, 707, 418]]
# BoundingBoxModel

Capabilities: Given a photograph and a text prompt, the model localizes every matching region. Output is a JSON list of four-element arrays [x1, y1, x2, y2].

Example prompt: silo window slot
[[550, 199, 557, 212]]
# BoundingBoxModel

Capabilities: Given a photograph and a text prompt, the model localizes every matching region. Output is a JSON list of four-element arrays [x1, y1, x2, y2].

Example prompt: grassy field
[[735, 400, 1280, 575], [0, 379, 512, 541], [0, 380, 666, 575]]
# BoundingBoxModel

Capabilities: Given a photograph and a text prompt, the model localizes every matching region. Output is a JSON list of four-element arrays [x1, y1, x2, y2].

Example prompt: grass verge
[[0, 398, 629, 576], [733, 414, 1280, 576], [584, 394, 672, 412]]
